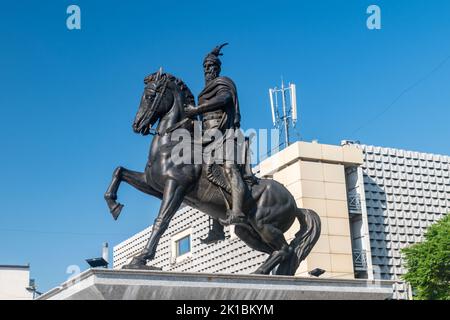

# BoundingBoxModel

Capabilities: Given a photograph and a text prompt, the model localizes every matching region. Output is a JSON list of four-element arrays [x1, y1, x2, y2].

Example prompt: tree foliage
[[402, 214, 450, 300]]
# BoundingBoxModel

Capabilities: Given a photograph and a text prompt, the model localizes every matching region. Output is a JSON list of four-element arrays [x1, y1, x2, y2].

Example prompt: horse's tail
[[276, 208, 321, 275]]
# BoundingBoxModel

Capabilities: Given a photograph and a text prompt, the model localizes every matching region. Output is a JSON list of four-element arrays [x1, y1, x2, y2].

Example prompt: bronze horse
[[104, 70, 320, 275]]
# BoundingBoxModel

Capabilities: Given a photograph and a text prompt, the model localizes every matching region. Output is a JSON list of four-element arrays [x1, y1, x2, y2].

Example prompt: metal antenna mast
[[269, 78, 298, 148]]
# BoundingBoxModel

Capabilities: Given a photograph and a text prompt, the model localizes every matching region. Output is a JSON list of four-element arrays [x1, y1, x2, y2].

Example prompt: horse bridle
[[145, 77, 169, 136], [145, 76, 193, 136]]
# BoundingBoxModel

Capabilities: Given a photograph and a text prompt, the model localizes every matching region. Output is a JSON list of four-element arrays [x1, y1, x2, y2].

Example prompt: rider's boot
[[219, 164, 248, 226]]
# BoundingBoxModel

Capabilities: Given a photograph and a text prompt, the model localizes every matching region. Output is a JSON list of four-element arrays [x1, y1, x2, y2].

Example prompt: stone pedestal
[[38, 269, 393, 300]]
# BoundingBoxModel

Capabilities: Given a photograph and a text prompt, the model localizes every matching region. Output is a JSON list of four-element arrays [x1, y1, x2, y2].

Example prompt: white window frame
[[171, 228, 192, 264]]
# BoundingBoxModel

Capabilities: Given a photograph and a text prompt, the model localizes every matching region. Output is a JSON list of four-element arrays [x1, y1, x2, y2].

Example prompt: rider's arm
[[190, 90, 232, 116]]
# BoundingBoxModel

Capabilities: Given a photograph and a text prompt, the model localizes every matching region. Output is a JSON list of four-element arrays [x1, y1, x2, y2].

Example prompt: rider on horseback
[[185, 43, 248, 230]]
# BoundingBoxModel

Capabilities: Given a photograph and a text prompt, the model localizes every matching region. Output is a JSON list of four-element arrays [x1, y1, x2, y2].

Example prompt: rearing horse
[[104, 70, 321, 275]]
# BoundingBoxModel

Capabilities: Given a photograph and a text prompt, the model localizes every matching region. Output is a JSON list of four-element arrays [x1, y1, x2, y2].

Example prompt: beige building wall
[[259, 141, 363, 279], [0, 266, 33, 300]]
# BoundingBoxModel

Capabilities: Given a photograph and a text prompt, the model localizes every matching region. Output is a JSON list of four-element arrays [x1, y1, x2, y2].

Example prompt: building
[[0, 265, 35, 300], [359, 144, 449, 299], [113, 141, 449, 299]]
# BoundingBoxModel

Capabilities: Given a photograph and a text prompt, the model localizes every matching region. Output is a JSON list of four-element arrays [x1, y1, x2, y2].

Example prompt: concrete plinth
[[38, 269, 393, 300]]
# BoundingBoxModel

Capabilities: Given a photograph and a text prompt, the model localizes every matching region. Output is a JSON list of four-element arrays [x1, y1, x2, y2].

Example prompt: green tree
[[402, 214, 450, 300]]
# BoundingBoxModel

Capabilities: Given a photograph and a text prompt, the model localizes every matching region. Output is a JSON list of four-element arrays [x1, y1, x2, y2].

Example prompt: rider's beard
[[205, 70, 218, 84]]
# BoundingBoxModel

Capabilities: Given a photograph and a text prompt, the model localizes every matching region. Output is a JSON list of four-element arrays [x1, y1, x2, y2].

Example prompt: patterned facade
[[361, 144, 449, 299]]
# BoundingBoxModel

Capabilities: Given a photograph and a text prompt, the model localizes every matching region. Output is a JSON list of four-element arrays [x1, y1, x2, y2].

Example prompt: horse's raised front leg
[[126, 179, 186, 267], [104, 166, 163, 220]]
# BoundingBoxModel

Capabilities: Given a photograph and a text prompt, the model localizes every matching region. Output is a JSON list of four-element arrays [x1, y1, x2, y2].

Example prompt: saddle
[[165, 118, 258, 193]]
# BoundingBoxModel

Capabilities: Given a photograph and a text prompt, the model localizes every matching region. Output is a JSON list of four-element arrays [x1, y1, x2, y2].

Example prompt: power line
[[258, 140, 286, 161], [351, 53, 450, 136], [0, 228, 129, 237]]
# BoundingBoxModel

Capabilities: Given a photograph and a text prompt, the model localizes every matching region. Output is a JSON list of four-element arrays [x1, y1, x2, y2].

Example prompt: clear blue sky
[[0, 0, 449, 292]]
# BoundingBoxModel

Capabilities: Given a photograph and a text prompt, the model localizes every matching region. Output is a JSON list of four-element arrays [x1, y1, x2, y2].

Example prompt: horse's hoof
[[251, 268, 265, 275], [110, 203, 124, 220], [122, 264, 162, 271], [122, 256, 161, 271]]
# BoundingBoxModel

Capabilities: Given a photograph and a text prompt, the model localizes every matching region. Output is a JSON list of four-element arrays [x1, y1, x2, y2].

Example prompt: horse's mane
[[144, 72, 195, 106]]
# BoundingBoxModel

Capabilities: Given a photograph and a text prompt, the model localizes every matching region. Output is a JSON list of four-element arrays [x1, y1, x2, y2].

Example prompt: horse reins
[[147, 78, 169, 136]]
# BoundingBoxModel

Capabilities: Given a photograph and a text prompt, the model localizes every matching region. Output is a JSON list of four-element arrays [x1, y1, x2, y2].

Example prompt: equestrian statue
[[104, 44, 321, 275]]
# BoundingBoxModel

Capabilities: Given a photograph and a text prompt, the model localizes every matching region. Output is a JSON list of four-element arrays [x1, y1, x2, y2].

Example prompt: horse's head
[[133, 69, 173, 135], [133, 69, 195, 135]]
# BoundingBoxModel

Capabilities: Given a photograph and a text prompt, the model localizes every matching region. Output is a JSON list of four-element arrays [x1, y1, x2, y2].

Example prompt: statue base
[[38, 269, 393, 300]]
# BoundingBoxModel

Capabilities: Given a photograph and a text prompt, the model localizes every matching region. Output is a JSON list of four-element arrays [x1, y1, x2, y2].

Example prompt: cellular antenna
[[290, 83, 297, 125], [268, 79, 299, 148], [269, 88, 276, 126]]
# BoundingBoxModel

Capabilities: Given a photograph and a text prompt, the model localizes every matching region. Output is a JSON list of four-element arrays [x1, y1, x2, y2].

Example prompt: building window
[[176, 235, 191, 257], [171, 228, 192, 264]]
